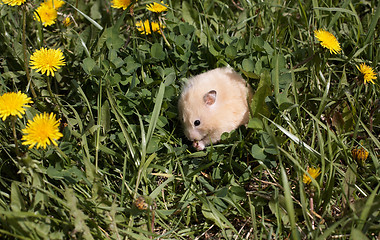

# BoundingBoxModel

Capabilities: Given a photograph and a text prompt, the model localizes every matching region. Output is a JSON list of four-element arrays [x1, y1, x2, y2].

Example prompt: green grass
[[0, 0, 379, 239]]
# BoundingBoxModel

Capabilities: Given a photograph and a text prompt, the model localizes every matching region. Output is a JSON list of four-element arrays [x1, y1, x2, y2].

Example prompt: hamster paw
[[193, 140, 206, 151]]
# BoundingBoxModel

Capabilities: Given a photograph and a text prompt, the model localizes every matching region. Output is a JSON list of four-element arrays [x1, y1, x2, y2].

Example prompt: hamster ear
[[203, 90, 217, 105]]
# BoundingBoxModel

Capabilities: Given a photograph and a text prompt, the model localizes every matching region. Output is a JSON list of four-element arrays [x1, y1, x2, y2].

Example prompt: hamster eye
[[194, 120, 200, 126]]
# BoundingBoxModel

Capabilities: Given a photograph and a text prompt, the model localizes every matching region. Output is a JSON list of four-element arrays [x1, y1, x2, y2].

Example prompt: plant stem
[[22, 5, 37, 99], [11, 116, 20, 157], [95, 75, 103, 173], [150, 206, 155, 236], [46, 75, 61, 111], [159, 16, 171, 49], [292, 54, 315, 70], [54, 145, 70, 163], [310, 196, 314, 230]]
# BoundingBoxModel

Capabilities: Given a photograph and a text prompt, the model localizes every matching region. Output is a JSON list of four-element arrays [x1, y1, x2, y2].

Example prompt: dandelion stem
[[159, 16, 171, 49], [310, 196, 315, 230], [74, 0, 79, 19], [11, 116, 20, 157], [46, 76, 61, 111], [95, 74, 103, 173], [22, 5, 37, 99], [54, 145, 70, 163], [292, 54, 315, 70], [150, 206, 156, 236]]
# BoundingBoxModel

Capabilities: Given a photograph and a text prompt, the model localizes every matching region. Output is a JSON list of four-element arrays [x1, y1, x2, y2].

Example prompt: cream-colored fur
[[178, 67, 253, 150]]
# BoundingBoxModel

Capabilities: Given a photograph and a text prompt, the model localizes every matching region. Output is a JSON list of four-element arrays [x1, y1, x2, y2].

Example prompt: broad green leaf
[[82, 58, 96, 75], [10, 182, 25, 212], [242, 59, 255, 72], [225, 45, 237, 59], [101, 100, 110, 134], [250, 69, 271, 118], [247, 117, 264, 130], [252, 37, 265, 51], [343, 166, 357, 208], [179, 22, 195, 35], [182, 1, 199, 27], [251, 144, 267, 160], [150, 43, 166, 61], [105, 27, 124, 50]]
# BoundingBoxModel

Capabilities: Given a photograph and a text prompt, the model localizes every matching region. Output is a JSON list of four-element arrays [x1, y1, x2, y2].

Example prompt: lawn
[[0, 0, 379, 239]]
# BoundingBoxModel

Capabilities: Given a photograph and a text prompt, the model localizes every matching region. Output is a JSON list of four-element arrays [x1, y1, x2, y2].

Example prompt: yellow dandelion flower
[[134, 196, 149, 210], [111, 0, 131, 10], [303, 167, 321, 185], [63, 16, 72, 26], [136, 20, 164, 35], [2, 0, 26, 6], [0, 91, 33, 121], [314, 29, 341, 54], [352, 147, 369, 166], [34, 3, 58, 27], [357, 63, 377, 84], [42, 0, 65, 9], [22, 112, 63, 149], [30, 48, 65, 77], [146, 1, 167, 13]]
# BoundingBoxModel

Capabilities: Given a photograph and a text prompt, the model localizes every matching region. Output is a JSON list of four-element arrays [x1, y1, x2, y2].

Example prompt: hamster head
[[178, 88, 220, 151], [178, 67, 252, 151]]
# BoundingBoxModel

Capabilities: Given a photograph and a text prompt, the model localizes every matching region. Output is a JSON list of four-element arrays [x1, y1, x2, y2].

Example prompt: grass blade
[[280, 165, 300, 240], [355, 184, 380, 231], [68, 3, 103, 30], [145, 82, 165, 152], [106, 87, 136, 160], [363, 1, 380, 45], [265, 116, 321, 157]]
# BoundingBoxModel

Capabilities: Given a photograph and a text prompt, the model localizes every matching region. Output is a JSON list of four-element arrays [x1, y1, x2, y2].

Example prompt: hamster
[[178, 67, 253, 151]]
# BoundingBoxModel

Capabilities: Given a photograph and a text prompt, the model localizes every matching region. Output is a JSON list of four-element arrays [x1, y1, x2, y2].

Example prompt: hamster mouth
[[192, 140, 206, 151]]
